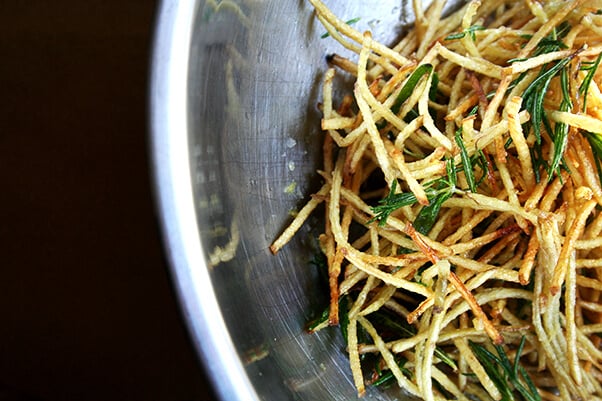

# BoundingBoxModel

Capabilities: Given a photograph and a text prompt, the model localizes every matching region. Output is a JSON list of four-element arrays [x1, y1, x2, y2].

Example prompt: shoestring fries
[[272, 0, 602, 399]]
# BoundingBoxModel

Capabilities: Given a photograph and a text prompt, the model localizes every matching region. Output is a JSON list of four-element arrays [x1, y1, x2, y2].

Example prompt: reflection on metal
[[204, 0, 250, 27], [209, 215, 240, 268], [242, 343, 270, 365]]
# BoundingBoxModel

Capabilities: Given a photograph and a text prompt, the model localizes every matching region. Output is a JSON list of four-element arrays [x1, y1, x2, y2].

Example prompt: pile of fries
[[272, 0, 602, 399]]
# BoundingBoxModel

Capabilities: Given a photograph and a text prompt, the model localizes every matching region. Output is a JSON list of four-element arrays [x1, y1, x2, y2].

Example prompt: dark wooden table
[[0, 2, 216, 400]]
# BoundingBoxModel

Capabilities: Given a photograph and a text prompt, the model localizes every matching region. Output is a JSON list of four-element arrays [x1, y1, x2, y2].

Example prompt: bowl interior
[[159, 1, 447, 400]]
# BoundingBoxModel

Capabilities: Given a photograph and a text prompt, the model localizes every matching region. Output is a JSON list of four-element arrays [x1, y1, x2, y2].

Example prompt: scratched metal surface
[[152, 1, 460, 400]]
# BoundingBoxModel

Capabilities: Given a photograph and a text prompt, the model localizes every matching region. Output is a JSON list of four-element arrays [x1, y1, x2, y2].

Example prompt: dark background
[[0, 1, 216, 400]]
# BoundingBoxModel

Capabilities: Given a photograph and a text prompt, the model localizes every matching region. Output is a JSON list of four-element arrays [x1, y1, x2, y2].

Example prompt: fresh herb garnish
[[372, 357, 412, 387], [429, 72, 440, 101], [413, 159, 457, 235], [515, 21, 570, 59], [306, 306, 330, 333], [513, 23, 583, 182], [529, 146, 544, 183], [469, 336, 541, 401], [370, 310, 457, 371], [522, 55, 574, 144], [370, 159, 457, 230], [579, 52, 602, 112], [445, 25, 485, 41], [412, 190, 453, 235], [369, 180, 421, 226], [455, 128, 477, 192], [548, 66, 572, 179], [339, 295, 350, 342], [472, 149, 490, 187], [320, 17, 361, 38], [306, 294, 351, 340], [391, 64, 433, 115], [511, 23, 572, 147], [577, 53, 602, 186]]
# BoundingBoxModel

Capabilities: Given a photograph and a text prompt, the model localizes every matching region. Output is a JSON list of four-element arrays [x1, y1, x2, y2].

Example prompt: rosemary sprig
[[579, 52, 602, 112], [516, 49, 574, 183], [522, 55, 574, 144], [508, 33, 569, 64], [511, 23, 572, 146], [469, 337, 541, 401], [339, 295, 350, 342], [320, 17, 360, 38], [306, 289, 350, 338], [369, 180, 420, 226], [413, 159, 456, 235], [372, 357, 412, 387], [579, 53, 602, 187], [445, 24, 485, 41], [455, 128, 477, 192], [370, 159, 457, 230], [391, 64, 433, 114], [529, 146, 546, 183], [412, 190, 453, 235], [472, 149, 490, 187], [548, 66, 572, 179], [512, 21, 569, 59], [306, 306, 330, 333], [429, 72, 440, 101], [370, 310, 457, 371]]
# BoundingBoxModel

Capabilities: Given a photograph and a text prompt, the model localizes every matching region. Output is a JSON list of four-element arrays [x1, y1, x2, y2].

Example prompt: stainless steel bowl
[[150, 1, 436, 400]]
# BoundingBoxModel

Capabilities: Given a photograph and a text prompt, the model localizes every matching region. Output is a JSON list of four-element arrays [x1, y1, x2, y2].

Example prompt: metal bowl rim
[[149, 1, 257, 400]]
